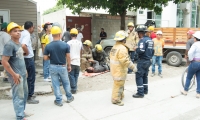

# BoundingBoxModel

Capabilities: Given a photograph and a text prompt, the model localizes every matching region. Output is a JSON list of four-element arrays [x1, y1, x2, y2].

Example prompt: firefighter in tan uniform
[[110, 30, 137, 106], [81, 40, 93, 72], [125, 22, 139, 74]]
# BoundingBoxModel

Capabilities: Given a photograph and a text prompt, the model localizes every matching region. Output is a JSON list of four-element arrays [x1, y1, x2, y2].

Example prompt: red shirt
[[150, 32, 156, 39]]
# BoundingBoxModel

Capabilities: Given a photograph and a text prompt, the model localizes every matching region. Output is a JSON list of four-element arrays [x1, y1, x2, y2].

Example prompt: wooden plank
[[173, 28, 176, 46]]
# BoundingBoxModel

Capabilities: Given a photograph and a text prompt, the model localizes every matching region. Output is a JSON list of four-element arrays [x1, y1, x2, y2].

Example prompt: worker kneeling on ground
[[81, 40, 93, 72], [132, 25, 154, 98], [85, 60, 109, 73], [110, 30, 137, 106], [92, 44, 109, 66]]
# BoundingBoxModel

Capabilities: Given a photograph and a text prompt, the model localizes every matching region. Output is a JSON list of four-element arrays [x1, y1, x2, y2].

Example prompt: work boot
[[196, 94, 200, 98], [144, 91, 148, 95], [151, 73, 155, 77], [180, 90, 188, 95], [132, 93, 144, 98], [66, 96, 74, 103], [54, 100, 63, 107], [32, 94, 36, 99], [113, 102, 124, 106], [158, 73, 163, 78], [27, 97, 39, 104]]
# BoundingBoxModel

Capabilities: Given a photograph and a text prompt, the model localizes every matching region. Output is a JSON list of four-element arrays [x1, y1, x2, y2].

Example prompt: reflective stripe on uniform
[[110, 60, 120, 64], [113, 76, 127, 80], [140, 49, 145, 51], [137, 86, 143, 88], [128, 62, 133, 69], [143, 84, 148, 86]]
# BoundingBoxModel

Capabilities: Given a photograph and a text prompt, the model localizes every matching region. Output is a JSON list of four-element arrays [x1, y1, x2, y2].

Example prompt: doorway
[[0, 9, 10, 30], [66, 16, 92, 42]]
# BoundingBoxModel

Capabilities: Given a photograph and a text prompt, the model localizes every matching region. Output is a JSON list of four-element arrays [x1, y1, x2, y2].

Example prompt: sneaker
[[27, 97, 39, 104], [180, 90, 188, 95], [151, 73, 155, 77], [44, 79, 51, 82], [66, 96, 74, 103], [48, 76, 51, 79], [54, 100, 63, 107], [71, 90, 77, 94], [196, 94, 200, 98], [158, 73, 163, 78]]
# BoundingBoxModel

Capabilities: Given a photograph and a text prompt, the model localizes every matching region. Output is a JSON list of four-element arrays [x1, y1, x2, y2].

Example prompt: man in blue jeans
[[67, 28, 82, 94], [2, 22, 29, 120], [44, 26, 74, 107], [20, 21, 39, 104], [151, 31, 165, 78]]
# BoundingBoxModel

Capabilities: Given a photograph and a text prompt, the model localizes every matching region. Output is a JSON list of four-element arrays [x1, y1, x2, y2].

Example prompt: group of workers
[[1, 19, 200, 120]]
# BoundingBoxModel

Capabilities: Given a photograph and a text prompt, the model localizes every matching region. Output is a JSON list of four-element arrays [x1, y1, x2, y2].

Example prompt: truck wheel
[[166, 51, 182, 67], [105, 47, 112, 56]]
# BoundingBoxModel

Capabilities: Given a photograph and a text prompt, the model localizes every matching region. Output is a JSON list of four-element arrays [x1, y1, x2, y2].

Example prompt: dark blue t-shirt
[[44, 41, 70, 65]]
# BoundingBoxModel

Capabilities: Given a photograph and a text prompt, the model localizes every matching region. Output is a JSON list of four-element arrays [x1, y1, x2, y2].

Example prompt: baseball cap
[[187, 30, 195, 35], [156, 30, 163, 35], [1, 22, 8, 30]]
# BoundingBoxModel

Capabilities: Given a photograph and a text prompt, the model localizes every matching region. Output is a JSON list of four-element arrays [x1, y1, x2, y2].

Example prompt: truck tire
[[166, 51, 182, 67], [104, 47, 112, 56]]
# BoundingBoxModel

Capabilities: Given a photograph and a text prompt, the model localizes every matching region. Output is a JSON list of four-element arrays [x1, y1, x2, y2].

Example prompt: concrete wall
[[92, 15, 134, 45]]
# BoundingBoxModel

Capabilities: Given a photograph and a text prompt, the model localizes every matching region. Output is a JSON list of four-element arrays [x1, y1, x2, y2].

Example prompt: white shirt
[[0, 31, 10, 55], [19, 30, 34, 58], [67, 39, 82, 66], [49, 34, 53, 42], [188, 41, 200, 61], [77, 33, 83, 42]]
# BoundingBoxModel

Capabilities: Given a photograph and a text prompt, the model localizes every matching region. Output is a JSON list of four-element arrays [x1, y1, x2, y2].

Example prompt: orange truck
[[100, 28, 200, 67]]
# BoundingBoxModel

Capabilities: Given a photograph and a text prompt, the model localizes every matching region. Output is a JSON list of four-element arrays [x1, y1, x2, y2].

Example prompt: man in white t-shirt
[[67, 28, 82, 94], [20, 21, 39, 104], [76, 28, 83, 42]]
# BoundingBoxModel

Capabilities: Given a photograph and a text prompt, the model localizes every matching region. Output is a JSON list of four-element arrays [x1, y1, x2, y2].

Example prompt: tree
[[43, 4, 64, 15], [57, 0, 191, 30]]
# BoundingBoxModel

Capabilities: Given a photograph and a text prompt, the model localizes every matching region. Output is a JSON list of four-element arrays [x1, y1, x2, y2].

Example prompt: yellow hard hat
[[127, 22, 134, 27], [51, 26, 62, 35], [70, 28, 78, 35], [20, 25, 24, 31], [95, 44, 103, 53], [114, 30, 126, 41], [7, 22, 21, 33], [83, 40, 92, 47], [148, 26, 154, 31]]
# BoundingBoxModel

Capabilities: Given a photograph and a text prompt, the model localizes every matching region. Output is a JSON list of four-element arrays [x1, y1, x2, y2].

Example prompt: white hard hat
[[156, 30, 163, 35], [193, 31, 200, 39]]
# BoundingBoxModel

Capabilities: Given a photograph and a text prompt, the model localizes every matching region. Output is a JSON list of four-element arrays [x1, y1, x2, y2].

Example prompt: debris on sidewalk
[[82, 71, 109, 77]]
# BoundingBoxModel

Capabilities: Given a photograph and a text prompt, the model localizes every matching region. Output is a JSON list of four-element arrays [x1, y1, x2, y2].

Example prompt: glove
[[132, 66, 137, 72]]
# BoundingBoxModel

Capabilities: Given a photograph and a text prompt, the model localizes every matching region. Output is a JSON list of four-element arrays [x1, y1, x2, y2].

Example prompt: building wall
[[161, 1, 177, 27], [92, 15, 134, 45], [42, 9, 66, 32], [0, 0, 37, 28]]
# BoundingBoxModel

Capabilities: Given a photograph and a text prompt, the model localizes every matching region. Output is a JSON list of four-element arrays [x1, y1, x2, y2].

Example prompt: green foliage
[[57, 0, 192, 29], [43, 4, 64, 15]]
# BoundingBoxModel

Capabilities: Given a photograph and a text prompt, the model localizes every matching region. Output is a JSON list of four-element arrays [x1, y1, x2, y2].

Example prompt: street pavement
[[0, 74, 200, 120]]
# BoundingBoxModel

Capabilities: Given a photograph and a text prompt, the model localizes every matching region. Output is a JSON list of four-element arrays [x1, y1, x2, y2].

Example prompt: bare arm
[[21, 44, 29, 56], [66, 53, 71, 72], [2, 56, 20, 84], [41, 44, 46, 53], [43, 55, 50, 60]]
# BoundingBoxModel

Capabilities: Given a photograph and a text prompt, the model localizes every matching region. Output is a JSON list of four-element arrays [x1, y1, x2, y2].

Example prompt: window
[[0, 16, 3, 30], [191, 1, 197, 28], [147, 11, 161, 27], [139, 10, 144, 15], [176, 4, 183, 27]]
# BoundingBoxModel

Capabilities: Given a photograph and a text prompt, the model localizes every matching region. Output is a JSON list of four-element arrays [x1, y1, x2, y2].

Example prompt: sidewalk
[[0, 75, 199, 120]]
